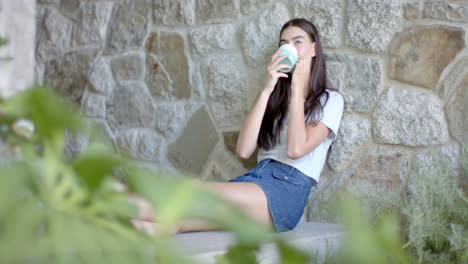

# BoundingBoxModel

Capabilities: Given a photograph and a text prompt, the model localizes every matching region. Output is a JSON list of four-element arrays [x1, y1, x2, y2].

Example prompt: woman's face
[[279, 26, 315, 59]]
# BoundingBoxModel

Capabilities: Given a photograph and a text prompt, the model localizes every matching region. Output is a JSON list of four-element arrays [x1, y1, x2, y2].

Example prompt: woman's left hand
[[291, 55, 313, 96]]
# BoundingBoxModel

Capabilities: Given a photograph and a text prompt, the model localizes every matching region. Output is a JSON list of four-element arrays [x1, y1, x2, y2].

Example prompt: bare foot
[[131, 219, 161, 236], [128, 193, 155, 221], [130, 219, 179, 236]]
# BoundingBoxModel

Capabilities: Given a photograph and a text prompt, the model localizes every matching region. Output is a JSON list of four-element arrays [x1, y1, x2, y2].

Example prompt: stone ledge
[[172, 222, 345, 264]]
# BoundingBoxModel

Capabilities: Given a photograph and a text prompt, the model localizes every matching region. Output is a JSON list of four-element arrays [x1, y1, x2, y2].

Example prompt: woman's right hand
[[263, 49, 291, 93]]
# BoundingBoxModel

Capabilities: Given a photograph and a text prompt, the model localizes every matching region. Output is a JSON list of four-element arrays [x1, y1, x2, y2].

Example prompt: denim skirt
[[228, 158, 316, 232]]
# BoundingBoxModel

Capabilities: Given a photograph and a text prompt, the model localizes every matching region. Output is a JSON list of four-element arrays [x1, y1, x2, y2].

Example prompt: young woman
[[131, 18, 344, 234]]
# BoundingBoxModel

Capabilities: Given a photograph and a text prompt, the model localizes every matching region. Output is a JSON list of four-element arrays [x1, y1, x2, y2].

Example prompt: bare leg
[[130, 181, 274, 234], [177, 181, 274, 233]]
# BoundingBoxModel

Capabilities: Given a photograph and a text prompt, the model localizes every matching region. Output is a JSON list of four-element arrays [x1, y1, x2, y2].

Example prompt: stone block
[[341, 152, 409, 210], [326, 53, 381, 113], [403, 1, 420, 20], [146, 32, 191, 100], [242, 3, 290, 66], [446, 74, 468, 145], [197, 0, 240, 23], [81, 91, 106, 118], [74, 2, 114, 46], [36, 8, 73, 61], [328, 114, 371, 172], [202, 55, 248, 130], [154, 102, 186, 139], [389, 25, 465, 89], [43, 48, 99, 104], [189, 24, 235, 57], [422, 1, 468, 23], [168, 106, 220, 175], [105, 0, 151, 55], [345, 0, 400, 53], [89, 58, 115, 95], [116, 128, 164, 162], [240, 0, 275, 15], [154, 0, 195, 25], [111, 52, 145, 81], [106, 81, 156, 130], [439, 57, 468, 100], [374, 87, 449, 146], [413, 143, 460, 175], [294, 0, 343, 48]]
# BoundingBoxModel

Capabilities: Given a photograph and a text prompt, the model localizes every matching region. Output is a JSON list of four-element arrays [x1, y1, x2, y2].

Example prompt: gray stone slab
[[172, 222, 345, 264]]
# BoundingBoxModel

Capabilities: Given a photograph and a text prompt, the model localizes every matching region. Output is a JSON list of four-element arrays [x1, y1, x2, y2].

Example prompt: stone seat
[[172, 221, 346, 264]]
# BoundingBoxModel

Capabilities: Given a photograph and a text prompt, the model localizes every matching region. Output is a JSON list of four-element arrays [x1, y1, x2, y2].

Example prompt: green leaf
[[1, 86, 85, 140], [0, 37, 7, 47], [73, 142, 123, 194], [217, 244, 259, 264], [277, 240, 310, 264]]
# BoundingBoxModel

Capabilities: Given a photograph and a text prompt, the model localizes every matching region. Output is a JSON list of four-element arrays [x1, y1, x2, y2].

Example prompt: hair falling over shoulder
[[258, 18, 330, 151]]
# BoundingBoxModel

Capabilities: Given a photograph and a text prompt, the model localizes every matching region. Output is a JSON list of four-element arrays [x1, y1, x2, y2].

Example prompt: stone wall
[[35, 0, 467, 222]]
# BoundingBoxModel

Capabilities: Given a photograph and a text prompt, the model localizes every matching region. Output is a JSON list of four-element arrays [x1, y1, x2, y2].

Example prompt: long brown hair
[[258, 18, 329, 150]]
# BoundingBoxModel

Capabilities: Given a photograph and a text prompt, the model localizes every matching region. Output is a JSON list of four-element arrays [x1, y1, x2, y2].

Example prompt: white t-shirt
[[257, 90, 344, 183]]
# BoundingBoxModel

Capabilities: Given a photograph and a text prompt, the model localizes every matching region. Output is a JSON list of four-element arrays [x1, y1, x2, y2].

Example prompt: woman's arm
[[287, 57, 330, 160], [236, 50, 290, 159], [236, 89, 272, 159]]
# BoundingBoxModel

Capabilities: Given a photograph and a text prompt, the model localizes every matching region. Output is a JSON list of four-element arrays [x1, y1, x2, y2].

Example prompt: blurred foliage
[[331, 194, 413, 264], [1, 84, 465, 264], [402, 149, 468, 264], [0, 86, 310, 263]]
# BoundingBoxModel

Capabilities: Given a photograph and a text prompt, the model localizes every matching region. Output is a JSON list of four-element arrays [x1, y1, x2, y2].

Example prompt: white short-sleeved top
[[257, 90, 344, 183]]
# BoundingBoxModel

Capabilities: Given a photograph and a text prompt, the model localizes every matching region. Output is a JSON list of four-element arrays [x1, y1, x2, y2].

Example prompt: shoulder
[[322, 90, 344, 107]]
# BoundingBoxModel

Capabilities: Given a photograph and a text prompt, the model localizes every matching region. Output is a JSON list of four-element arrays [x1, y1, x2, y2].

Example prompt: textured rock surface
[[189, 24, 235, 57], [111, 52, 145, 81], [168, 106, 220, 175], [446, 75, 468, 145], [89, 58, 114, 95], [154, 102, 186, 139], [345, 0, 400, 52], [294, 0, 343, 48], [389, 25, 465, 89], [81, 91, 106, 118], [197, 0, 240, 23], [154, 0, 195, 25], [422, 1, 468, 22], [202, 55, 248, 130], [146, 32, 191, 100], [439, 56, 468, 100], [116, 128, 164, 162], [242, 3, 290, 66], [374, 87, 449, 146], [43, 48, 99, 103], [403, 1, 420, 20], [105, 0, 151, 55], [328, 115, 371, 172], [413, 143, 460, 174], [342, 151, 409, 205], [74, 2, 113, 46], [106, 81, 156, 130], [36, 9, 73, 61], [240, 0, 275, 15], [326, 53, 381, 113]]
